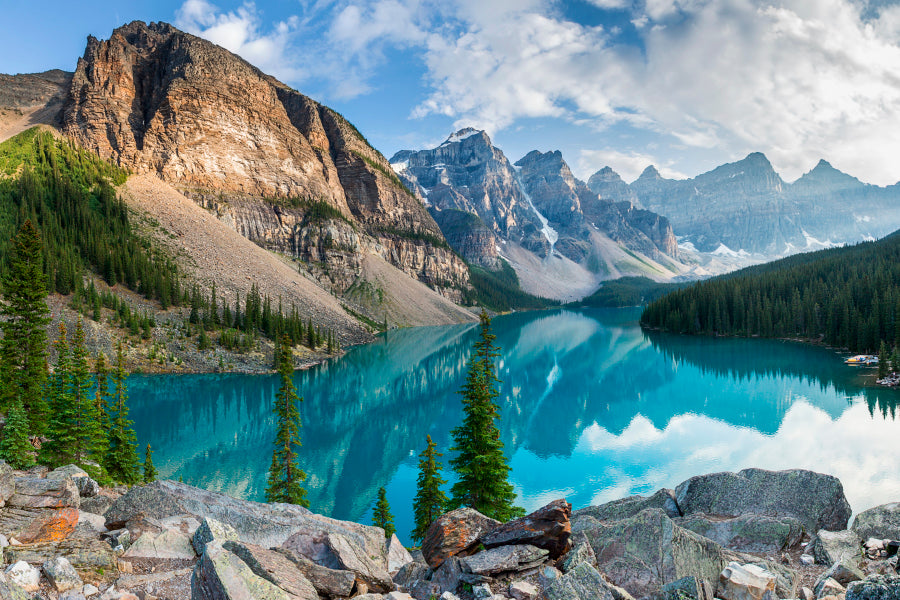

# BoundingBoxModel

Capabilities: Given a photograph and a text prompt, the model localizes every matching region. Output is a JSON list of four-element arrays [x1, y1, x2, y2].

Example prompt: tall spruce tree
[[265, 335, 308, 506], [143, 444, 157, 483], [0, 400, 35, 469], [448, 310, 523, 522], [69, 318, 106, 469], [0, 220, 51, 430], [42, 323, 72, 467], [105, 342, 141, 483], [95, 353, 111, 434], [412, 434, 448, 543], [372, 487, 395, 539], [879, 341, 889, 378]]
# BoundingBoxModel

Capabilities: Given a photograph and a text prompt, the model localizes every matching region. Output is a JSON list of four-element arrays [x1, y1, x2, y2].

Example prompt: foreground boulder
[[223, 541, 318, 599], [0, 506, 80, 544], [852, 504, 900, 541], [5, 537, 117, 583], [459, 544, 549, 576], [104, 480, 387, 566], [809, 530, 861, 566], [276, 550, 356, 598], [717, 562, 776, 600], [674, 469, 851, 533], [573, 508, 795, 599], [421, 508, 500, 568], [191, 541, 292, 600], [9, 476, 80, 510], [847, 575, 900, 600], [574, 489, 680, 522], [541, 562, 610, 600], [480, 499, 571, 559], [675, 514, 803, 553]]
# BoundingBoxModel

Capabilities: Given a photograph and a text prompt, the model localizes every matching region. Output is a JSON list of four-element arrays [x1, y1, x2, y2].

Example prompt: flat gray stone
[[853, 504, 900, 542], [190, 541, 292, 600], [847, 575, 900, 600], [676, 513, 803, 553], [42, 556, 83, 593], [459, 544, 548, 576], [809, 529, 861, 566], [542, 562, 613, 600], [575, 488, 680, 522], [223, 541, 317, 599], [193, 517, 239, 555]]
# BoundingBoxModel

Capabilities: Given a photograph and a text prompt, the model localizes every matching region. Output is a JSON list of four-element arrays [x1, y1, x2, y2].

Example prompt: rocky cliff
[[60, 21, 469, 301]]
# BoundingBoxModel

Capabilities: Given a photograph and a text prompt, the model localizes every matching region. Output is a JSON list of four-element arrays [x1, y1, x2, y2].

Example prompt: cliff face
[[61, 21, 468, 299]]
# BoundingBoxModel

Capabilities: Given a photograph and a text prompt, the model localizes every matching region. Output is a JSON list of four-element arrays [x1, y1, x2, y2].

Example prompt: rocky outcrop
[[421, 508, 500, 568], [675, 513, 803, 553], [574, 488, 680, 522], [479, 499, 571, 559], [587, 167, 640, 207], [853, 503, 900, 541], [429, 208, 502, 270], [60, 21, 468, 300]]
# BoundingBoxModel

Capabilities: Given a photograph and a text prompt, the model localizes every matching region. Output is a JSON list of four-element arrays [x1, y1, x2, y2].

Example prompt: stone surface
[[674, 468, 852, 533], [0, 506, 80, 543], [810, 530, 862, 566], [460, 545, 549, 576], [8, 476, 80, 509], [509, 580, 538, 600], [123, 528, 196, 560], [78, 511, 108, 534], [675, 513, 804, 553], [846, 575, 900, 600], [815, 577, 846, 599], [480, 499, 571, 559], [431, 556, 464, 595], [80, 495, 115, 516], [853, 504, 900, 542], [822, 559, 866, 586], [0, 461, 15, 508], [392, 561, 429, 590], [325, 532, 394, 592], [716, 562, 777, 600], [49, 466, 101, 499], [559, 532, 597, 574], [5, 562, 39, 593], [574, 488, 680, 523], [387, 534, 413, 573], [43, 556, 83, 592], [578, 508, 795, 599], [191, 541, 292, 600], [5, 538, 118, 582], [276, 547, 357, 598], [541, 562, 612, 600], [223, 541, 317, 599], [193, 517, 240, 555], [421, 508, 500, 569], [653, 576, 714, 600]]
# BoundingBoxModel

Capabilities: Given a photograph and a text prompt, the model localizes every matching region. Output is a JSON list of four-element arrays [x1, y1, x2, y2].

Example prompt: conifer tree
[[372, 487, 395, 539], [412, 434, 448, 543], [69, 318, 106, 468], [448, 310, 523, 522], [143, 444, 157, 483], [42, 323, 72, 467], [265, 335, 308, 506], [105, 342, 141, 484], [0, 400, 35, 470], [0, 220, 51, 429], [892, 346, 900, 374], [879, 340, 889, 378], [95, 353, 111, 433]]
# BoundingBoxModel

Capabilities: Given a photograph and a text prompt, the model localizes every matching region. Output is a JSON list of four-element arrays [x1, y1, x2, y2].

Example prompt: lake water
[[127, 308, 900, 544]]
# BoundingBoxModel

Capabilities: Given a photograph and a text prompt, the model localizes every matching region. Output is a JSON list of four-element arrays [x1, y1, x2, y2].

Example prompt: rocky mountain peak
[[637, 165, 662, 181], [588, 167, 625, 185], [442, 127, 490, 147], [793, 159, 864, 191]]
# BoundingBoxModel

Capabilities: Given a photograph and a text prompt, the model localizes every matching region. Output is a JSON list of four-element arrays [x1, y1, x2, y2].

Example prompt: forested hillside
[[641, 232, 900, 352]]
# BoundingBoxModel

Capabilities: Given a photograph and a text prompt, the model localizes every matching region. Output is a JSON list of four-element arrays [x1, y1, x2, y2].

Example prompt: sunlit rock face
[[60, 20, 469, 297]]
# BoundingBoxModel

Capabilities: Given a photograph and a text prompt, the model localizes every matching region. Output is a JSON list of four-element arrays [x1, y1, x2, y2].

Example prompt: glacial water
[[127, 308, 900, 544]]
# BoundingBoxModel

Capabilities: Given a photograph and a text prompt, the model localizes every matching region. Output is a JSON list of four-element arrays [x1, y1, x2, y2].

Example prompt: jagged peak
[[793, 158, 864, 188], [637, 165, 661, 180], [514, 149, 565, 168], [588, 166, 625, 184], [442, 128, 488, 146], [740, 151, 774, 168]]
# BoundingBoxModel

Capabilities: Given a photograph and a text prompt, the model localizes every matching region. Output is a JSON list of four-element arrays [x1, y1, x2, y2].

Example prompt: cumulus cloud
[[175, 0, 303, 81]]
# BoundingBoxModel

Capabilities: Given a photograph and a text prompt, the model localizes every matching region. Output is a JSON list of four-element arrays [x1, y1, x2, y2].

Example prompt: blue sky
[[4, 0, 900, 185]]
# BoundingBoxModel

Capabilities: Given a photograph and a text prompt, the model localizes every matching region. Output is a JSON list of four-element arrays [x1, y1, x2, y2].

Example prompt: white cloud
[[175, 0, 303, 81], [578, 149, 687, 181], [586, 0, 633, 9]]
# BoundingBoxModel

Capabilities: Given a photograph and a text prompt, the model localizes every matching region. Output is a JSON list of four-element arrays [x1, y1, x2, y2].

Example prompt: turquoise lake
[[126, 308, 900, 544]]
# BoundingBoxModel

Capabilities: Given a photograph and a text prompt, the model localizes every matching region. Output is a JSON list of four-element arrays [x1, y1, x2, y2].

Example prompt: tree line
[[640, 232, 900, 353]]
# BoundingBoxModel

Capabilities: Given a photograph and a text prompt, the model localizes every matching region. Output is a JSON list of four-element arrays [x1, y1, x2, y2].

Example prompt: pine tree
[[372, 487, 395, 540], [265, 335, 308, 506], [42, 323, 74, 467], [0, 400, 35, 470], [448, 310, 523, 522], [143, 444, 157, 483], [879, 340, 889, 378], [892, 346, 900, 374], [412, 434, 448, 543], [95, 353, 111, 433], [69, 318, 106, 469], [0, 220, 51, 430], [105, 342, 141, 484]]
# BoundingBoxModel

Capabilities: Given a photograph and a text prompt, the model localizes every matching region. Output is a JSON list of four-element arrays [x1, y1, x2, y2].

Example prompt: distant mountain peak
[[442, 128, 487, 145], [794, 158, 864, 189], [638, 165, 662, 180], [514, 149, 565, 168], [591, 166, 624, 183]]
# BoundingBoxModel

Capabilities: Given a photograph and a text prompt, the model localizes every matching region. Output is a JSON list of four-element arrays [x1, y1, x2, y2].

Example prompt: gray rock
[[717, 562, 777, 600], [193, 517, 239, 555], [431, 556, 464, 595], [809, 530, 862, 566], [574, 488, 680, 522], [48, 465, 100, 498], [9, 476, 79, 509], [83, 584, 100, 596], [275, 549, 356, 598], [105, 480, 387, 566], [325, 532, 394, 592], [190, 541, 293, 600], [4, 537, 118, 576], [0, 461, 14, 508], [387, 534, 413, 573], [853, 504, 900, 542], [801, 587, 815, 600], [223, 541, 318, 599], [814, 577, 845, 599], [406, 578, 441, 600], [80, 495, 114, 516], [393, 561, 429, 589], [559, 532, 597, 574], [101, 528, 132, 549], [510, 580, 538, 600], [675, 469, 851, 533], [78, 510, 107, 534], [159, 514, 202, 537], [472, 583, 493, 599], [5, 562, 39, 593], [821, 559, 866, 586], [439, 592, 461, 600], [847, 575, 900, 600], [59, 593, 87, 600], [479, 499, 571, 559], [386, 594, 416, 600], [43, 556, 83, 593], [676, 513, 804, 553], [541, 562, 612, 600], [421, 507, 500, 569], [653, 576, 715, 600], [578, 508, 796, 599], [0, 572, 30, 600], [460, 545, 548, 576], [123, 528, 196, 559]]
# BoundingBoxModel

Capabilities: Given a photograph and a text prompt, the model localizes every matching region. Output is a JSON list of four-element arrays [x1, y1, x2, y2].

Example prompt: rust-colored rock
[[421, 508, 500, 569], [480, 499, 572, 559], [16, 507, 79, 544]]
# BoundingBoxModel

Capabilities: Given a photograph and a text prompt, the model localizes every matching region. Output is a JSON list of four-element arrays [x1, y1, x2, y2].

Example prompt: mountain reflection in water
[[127, 308, 900, 544]]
